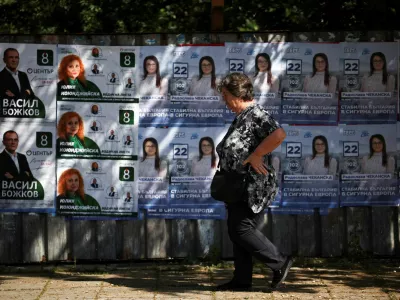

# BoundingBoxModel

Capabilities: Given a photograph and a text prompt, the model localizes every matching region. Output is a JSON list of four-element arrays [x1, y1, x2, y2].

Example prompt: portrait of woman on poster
[[139, 55, 168, 96], [190, 137, 218, 177], [139, 137, 168, 178], [56, 111, 98, 150], [361, 52, 395, 93], [302, 53, 337, 93], [56, 168, 101, 210], [57, 54, 102, 98], [189, 56, 219, 96], [252, 53, 280, 94], [361, 134, 395, 174], [303, 135, 337, 176]]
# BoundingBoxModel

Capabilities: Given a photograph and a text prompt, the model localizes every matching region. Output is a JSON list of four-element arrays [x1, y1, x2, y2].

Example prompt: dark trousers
[[227, 201, 286, 285]]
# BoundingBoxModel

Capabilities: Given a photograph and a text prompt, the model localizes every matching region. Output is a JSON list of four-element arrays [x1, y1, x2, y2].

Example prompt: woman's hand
[[243, 153, 268, 175]]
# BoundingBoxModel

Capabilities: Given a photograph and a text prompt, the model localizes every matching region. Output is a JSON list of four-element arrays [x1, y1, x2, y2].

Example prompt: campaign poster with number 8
[[286, 142, 302, 158], [343, 141, 359, 157]]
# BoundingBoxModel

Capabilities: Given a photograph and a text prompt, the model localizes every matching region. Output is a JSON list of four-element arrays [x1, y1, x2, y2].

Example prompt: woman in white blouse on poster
[[303, 53, 337, 93], [361, 134, 395, 174], [303, 135, 337, 176], [361, 52, 395, 93], [189, 56, 219, 96], [139, 137, 168, 178], [139, 55, 168, 96], [190, 136, 217, 177], [252, 53, 280, 94]]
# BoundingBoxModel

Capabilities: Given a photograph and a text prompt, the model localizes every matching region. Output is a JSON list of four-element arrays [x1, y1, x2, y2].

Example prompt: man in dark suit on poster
[[0, 48, 35, 101], [0, 130, 32, 181], [108, 130, 115, 140], [90, 121, 99, 132]]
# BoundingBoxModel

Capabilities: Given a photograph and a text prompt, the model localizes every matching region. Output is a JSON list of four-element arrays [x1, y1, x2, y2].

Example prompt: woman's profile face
[[257, 56, 269, 72], [371, 137, 383, 153], [372, 55, 384, 71], [201, 140, 213, 155], [66, 174, 79, 193], [66, 116, 79, 137], [314, 139, 326, 154], [201, 59, 213, 75], [67, 60, 81, 79], [144, 141, 157, 156], [315, 56, 327, 72], [221, 87, 237, 111], [145, 59, 157, 74]]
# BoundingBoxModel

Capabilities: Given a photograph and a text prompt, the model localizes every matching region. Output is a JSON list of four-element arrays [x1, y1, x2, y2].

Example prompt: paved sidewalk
[[0, 259, 399, 299]]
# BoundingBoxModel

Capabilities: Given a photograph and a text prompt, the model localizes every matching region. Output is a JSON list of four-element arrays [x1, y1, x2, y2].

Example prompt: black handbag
[[210, 164, 250, 204]]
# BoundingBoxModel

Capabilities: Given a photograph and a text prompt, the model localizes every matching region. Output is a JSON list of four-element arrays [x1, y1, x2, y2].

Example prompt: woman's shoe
[[271, 256, 293, 289]]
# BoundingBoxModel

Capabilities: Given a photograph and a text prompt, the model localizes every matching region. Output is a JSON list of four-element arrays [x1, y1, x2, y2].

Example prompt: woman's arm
[[328, 76, 337, 94], [328, 157, 338, 176], [243, 127, 286, 175], [387, 156, 395, 175], [271, 77, 280, 93], [386, 75, 395, 93], [302, 76, 309, 92], [160, 77, 169, 96]]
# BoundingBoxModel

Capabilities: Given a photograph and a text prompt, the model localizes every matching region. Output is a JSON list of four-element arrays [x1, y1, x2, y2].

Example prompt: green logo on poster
[[119, 110, 134, 125], [36, 132, 52, 148], [120, 52, 135, 67], [119, 167, 134, 181], [37, 50, 54, 66]]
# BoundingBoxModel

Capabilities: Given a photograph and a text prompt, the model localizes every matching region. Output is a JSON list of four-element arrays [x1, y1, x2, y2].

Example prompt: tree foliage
[[0, 0, 398, 34]]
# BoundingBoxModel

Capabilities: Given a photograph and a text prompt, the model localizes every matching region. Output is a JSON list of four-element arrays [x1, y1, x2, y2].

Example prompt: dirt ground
[[0, 258, 399, 299]]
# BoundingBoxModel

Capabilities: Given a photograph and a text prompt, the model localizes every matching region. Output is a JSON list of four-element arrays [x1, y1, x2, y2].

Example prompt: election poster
[[224, 42, 284, 122], [138, 46, 226, 127], [281, 125, 340, 208], [56, 101, 138, 159], [0, 43, 57, 122], [140, 126, 227, 219], [338, 42, 398, 124], [56, 45, 140, 102], [56, 159, 138, 216], [339, 124, 399, 206], [279, 43, 340, 125], [0, 122, 56, 212], [138, 127, 170, 209]]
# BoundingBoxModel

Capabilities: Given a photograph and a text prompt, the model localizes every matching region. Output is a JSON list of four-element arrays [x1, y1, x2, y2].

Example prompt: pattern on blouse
[[216, 104, 281, 213]]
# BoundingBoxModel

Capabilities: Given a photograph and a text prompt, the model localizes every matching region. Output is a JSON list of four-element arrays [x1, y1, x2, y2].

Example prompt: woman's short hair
[[57, 111, 85, 142], [58, 54, 86, 85], [57, 168, 85, 200], [218, 72, 253, 101]]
